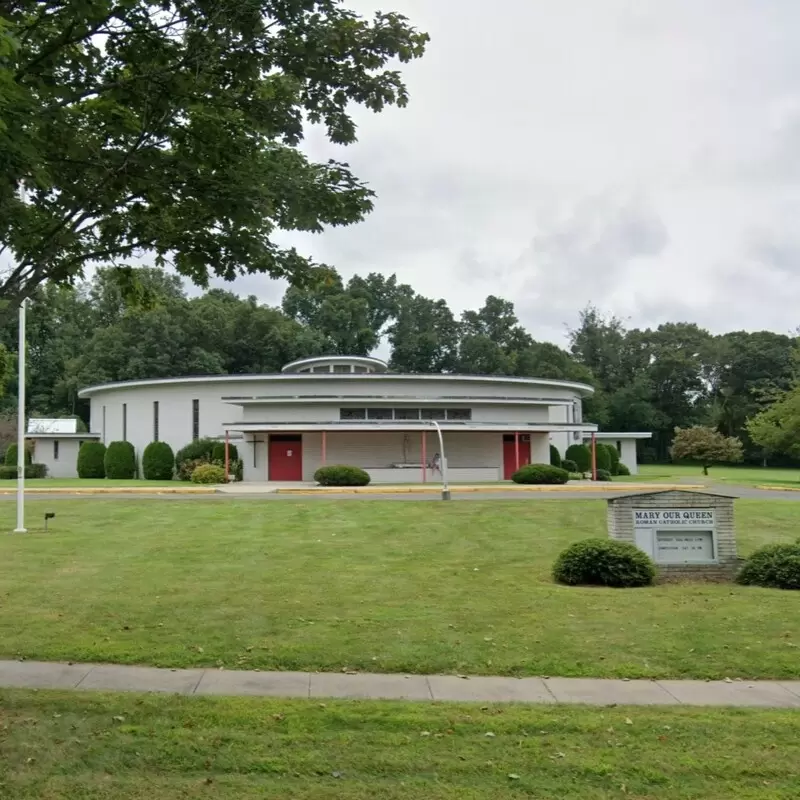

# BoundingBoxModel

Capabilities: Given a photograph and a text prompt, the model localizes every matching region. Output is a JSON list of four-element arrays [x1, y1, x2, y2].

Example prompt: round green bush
[[211, 442, 239, 463], [314, 465, 371, 486], [175, 438, 217, 468], [616, 462, 631, 476], [565, 443, 591, 474], [511, 463, 569, 485], [549, 444, 562, 468], [594, 443, 612, 474], [104, 441, 137, 479], [736, 541, 800, 590], [142, 441, 175, 480], [594, 468, 613, 482], [4, 443, 32, 466], [553, 538, 656, 588], [607, 446, 620, 475], [77, 441, 107, 479], [562, 458, 579, 474], [191, 463, 227, 484]]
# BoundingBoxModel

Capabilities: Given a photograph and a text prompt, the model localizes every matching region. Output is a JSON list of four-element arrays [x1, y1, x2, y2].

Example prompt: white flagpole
[[14, 183, 27, 533], [14, 297, 27, 533]]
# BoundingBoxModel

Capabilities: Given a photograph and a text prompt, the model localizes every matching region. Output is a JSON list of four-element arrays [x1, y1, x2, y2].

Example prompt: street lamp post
[[429, 420, 450, 501]]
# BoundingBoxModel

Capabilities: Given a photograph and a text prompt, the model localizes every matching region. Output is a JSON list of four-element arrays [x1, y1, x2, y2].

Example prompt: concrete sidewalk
[[2, 660, 799, 707]]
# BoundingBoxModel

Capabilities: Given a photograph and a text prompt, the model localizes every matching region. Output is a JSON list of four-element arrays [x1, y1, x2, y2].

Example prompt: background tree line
[[0, 266, 798, 466]]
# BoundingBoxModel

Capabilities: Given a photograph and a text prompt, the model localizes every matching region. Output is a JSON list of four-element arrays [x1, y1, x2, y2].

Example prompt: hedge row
[[559, 443, 630, 479], [0, 463, 48, 479], [70, 439, 241, 481]]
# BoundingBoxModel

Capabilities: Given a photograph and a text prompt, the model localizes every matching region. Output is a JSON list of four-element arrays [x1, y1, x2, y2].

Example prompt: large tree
[[705, 331, 796, 457], [746, 385, 800, 461], [0, 1, 428, 310], [387, 294, 459, 373], [282, 269, 410, 355]]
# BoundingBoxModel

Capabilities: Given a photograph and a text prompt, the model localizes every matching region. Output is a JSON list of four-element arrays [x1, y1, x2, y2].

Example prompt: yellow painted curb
[[0, 487, 217, 495], [755, 484, 800, 492], [275, 483, 706, 495]]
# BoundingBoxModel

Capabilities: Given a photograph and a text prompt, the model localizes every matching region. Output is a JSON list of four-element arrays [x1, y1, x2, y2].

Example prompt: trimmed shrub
[[77, 441, 106, 479], [594, 443, 612, 474], [211, 442, 239, 463], [562, 458, 579, 474], [594, 468, 613, 482], [4, 443, 32, 466], [616, 462, 631, 476], [177, 457, 207, 482], [175, 438, 217, 467], [0, 463, 48, 479], [607, 445, 621, 475], [314, 465, 371, 486], [553, 538, 656, 588], [549, 444, 562, 468], [28, 462, 47, 478], [104, 441, 137, 479], [565, 443, 591, 474], [142, 441, 175, 481], [511, 463, 569, 485], [736, 541, 800, 590], [191, 463, 227, 484]]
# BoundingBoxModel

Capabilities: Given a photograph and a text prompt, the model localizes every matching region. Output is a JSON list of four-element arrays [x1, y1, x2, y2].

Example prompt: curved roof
[[78, 371, 595, 398]]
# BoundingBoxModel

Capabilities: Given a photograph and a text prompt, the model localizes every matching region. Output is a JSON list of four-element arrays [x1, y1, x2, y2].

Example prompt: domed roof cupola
[[281, 355, 389, 375]]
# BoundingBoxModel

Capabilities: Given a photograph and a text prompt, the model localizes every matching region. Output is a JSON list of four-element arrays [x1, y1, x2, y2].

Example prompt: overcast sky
[[228, 0, 800, 346]]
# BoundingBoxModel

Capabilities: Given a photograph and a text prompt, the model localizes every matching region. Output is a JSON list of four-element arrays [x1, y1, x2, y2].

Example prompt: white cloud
[[222, 0, 800, 344]]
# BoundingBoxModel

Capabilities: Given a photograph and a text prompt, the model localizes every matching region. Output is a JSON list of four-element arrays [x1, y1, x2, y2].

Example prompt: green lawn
[[1, 499, 798, 679], [1, 690, 799, 799], [632, 464, 800, 488], [0, 479, 192, 489]]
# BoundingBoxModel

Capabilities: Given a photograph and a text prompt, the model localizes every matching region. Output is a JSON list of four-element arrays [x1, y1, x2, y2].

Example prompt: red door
[[503, 434, 531, 479], [269, 435, 303, 481]]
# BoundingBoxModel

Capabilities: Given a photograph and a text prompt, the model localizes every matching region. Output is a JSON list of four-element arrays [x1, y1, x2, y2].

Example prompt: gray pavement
[[1, 660, 799, 707]]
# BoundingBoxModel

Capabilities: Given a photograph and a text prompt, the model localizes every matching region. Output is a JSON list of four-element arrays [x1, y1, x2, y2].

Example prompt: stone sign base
[[656, 561, 742, 583]]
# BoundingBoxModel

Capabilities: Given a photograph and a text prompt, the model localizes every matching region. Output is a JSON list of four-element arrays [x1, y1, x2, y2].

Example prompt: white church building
[[27, 355, 651, 482]]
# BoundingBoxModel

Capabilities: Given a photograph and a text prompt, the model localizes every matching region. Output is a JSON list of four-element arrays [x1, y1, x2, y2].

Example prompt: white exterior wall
[[29, 438, 84, 479], [548, 404, 569, 456], [620, 440, 639, 475], [237, 430, 549, 482], [221, 375, 585, 402], [300, 431, 505, 481], [87, 382, 245, 470]]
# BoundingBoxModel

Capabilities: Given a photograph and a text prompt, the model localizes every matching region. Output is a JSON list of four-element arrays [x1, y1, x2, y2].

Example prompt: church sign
[[606, 490, 738, 579]]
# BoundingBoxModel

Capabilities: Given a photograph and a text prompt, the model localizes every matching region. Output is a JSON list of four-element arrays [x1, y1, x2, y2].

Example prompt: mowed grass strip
[[632, 464, 800, 487], [1, 689, 799, 800], [0, 499, 799, 679]]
